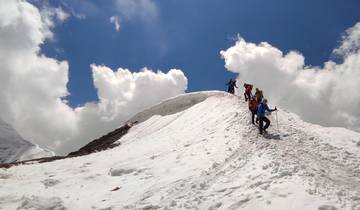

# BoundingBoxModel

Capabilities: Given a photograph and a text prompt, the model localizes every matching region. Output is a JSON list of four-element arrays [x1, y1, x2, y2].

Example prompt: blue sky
[[2, 0, 360, 153], [38, 0, 360, 107]]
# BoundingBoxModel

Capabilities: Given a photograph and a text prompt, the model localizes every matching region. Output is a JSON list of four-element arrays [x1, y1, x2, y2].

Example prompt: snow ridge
[[1, 91, 360, 210], [128, 91, 217, 123]]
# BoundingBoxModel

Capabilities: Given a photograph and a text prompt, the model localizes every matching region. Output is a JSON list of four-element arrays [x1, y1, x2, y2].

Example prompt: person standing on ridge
[[226, 79, 238, 94], [255, 88, 263, 103], [257, 98, 277, 135], [248, 96, 258, 124], [243, 83, 253, 101]]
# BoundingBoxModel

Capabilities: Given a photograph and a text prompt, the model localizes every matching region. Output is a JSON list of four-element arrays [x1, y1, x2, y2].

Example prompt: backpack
[[249, 98, 257, 111], [255, 90, 263, 100]]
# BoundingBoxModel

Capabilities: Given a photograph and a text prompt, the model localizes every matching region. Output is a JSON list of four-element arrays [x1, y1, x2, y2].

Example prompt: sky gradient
[[39, 0, 360, 107]]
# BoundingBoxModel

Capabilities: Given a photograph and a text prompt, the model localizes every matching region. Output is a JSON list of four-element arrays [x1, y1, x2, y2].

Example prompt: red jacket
[[249, 98, 257, 111], [245, 84, 253, 94]]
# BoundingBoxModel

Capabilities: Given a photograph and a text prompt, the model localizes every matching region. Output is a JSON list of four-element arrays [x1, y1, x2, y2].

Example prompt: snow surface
[[1, 91, 360, 210], [0, 118, 54, 163]]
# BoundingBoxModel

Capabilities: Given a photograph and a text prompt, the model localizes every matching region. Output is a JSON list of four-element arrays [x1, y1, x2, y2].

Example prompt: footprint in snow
[[141, 204, 161, 210], [109, 168, 136, 176], [207, 202, 222, 210], [80, 162, 92, 168], [41, 179, 60, 188], [227, 197, 250, 209], [318, 205, 338, 210]]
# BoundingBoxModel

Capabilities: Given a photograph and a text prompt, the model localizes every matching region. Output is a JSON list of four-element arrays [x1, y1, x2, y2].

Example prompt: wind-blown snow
[[1, 91, 360, 209], [0, 118, 53, 164]]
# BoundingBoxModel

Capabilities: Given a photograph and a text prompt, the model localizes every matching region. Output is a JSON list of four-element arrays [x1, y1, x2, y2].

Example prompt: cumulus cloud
[[221, 24, 360, 131], [110, 15, 120, 32], [114, 0, 158, 21], [0, 0, 187, 155], [333, 22, 360, 57], [58, 66, 187, 153]]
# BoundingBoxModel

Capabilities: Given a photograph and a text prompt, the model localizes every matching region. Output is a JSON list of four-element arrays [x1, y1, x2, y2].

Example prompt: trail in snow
[[0, 91, 360, 210], [119, 93, 360, 210]]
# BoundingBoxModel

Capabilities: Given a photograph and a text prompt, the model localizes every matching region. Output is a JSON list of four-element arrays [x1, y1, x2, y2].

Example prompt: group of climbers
[[228, 79, 276, 135], [245, 84, 277, 135]]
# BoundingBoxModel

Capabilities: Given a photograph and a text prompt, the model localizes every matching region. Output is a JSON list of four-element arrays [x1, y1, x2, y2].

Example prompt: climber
[[257, 98, 277, 135], [248, 96, 258, 124], [243, 83, 253, 101], [226, 79, 238, 94], [254, 88, 263, 103]]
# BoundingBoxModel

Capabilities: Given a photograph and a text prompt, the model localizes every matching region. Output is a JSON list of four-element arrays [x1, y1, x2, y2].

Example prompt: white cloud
[[221, 24, 360, 131], [48, 7, 70, 22], [0, 0, 75, 149], [0, 0, 187, 155], [110, 15, 120, 32], [56, 66, 187, 153], [333, 22, 360, 57], [114, 0, 158, 21]]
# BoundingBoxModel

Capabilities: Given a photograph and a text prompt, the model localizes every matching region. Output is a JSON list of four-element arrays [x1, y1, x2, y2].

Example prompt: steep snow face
[[1, 91, 360, 210], [0, 118, 54, 163]]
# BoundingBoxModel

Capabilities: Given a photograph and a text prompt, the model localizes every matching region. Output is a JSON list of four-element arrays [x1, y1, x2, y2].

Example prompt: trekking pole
[[275, 109, 279, 132]]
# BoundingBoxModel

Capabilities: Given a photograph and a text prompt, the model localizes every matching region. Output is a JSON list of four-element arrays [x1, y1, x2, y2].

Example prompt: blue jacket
[[257, 102, 275, 118]]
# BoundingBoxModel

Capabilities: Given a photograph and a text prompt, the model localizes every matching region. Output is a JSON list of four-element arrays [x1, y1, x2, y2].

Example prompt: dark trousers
[[250, 110, 256, 124], [259, 116, 270, 134], [228, 87, 235, 94], [244, 92, 251, 101]]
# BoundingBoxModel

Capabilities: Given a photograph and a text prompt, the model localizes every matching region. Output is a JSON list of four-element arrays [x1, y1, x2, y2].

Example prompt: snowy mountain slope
[[1, 91, 360, 210], [128, 91, 210, 123], [0, 118, 54, 163]]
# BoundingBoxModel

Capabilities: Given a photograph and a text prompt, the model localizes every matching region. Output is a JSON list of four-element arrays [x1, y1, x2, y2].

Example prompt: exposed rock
[[0, 123, 133, 169]]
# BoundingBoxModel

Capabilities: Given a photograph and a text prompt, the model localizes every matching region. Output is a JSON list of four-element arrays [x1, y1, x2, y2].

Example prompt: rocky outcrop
[[0, 123, 133, 168]]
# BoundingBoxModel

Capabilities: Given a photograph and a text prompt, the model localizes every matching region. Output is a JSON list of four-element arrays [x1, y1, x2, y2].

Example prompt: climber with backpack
[[226, 79, 238, 94], [257, 98, 277, 135], [243, 83, 253, 101], [255, 88, 263, 103], [248, 96, 258, 124]]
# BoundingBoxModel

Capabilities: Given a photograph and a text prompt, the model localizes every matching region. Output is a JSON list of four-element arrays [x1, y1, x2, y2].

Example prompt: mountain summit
[[1, 91, 360, 209]]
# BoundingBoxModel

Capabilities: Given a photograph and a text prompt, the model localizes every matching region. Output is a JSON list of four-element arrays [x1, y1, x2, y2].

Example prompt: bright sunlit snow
[[1, 91, 360, 209]]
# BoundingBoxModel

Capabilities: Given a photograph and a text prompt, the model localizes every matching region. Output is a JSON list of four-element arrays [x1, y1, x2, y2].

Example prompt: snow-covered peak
[[128, 91, 221, 123], [1, 91, 360, 209], [0, 118, 54, 163]]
